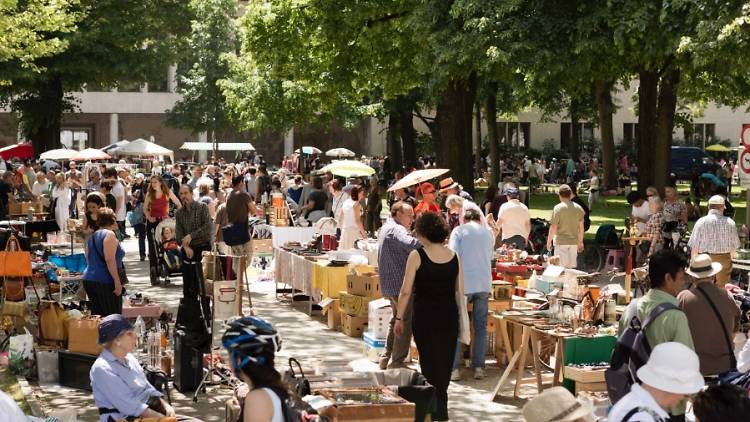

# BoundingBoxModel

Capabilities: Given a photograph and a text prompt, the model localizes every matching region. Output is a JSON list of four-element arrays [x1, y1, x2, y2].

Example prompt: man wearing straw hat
[[678, 254, 740, 378], [608, 342, 705, 422], [688, 194, 740, 287]]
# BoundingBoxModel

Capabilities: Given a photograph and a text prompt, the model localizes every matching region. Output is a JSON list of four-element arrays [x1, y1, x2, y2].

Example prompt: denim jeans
[[453, 291, 489, 369]]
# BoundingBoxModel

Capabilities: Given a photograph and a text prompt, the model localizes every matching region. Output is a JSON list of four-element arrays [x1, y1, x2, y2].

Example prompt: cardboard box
[[252, 239, 273, 254], [340, 292, 374, 317], [563, 366, 607, 383], [574, 381, 608, 394], [342, 314, 368, 337], [367, 298, 392, 339], [363, 342, 385, 362], [320, 298, 341, 330], [346, 274, 381, 298], [491, 281, 513, 300], [363, 331, 386, 348]]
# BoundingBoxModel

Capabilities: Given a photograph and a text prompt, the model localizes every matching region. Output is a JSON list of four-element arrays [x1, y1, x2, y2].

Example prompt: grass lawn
[[0, 366, 30, 414], [526, 184, 749, 240]]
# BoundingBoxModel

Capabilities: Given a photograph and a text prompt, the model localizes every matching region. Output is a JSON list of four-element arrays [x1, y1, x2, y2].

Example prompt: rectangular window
[[623, 123, 638, 141], [147, 68, 170, 92], [117, 81, 142, 92], [60, 128, 91, 150], [560, 122, 571, 150], [497, 122, 507, 144]]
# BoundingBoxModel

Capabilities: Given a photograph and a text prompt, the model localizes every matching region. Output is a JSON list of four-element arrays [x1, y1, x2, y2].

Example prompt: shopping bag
[[214, 280, 240, 319], [9, 329, 34, 376], [39, 300, 69, 342], [1, 300, 27, 317], [0, 235, 32, 277], [67, 315, 102, 355], [456, 291, 470, 345], [2, 277, 25, 301]]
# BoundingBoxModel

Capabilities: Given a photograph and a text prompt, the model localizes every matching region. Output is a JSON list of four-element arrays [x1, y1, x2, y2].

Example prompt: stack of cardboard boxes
[[339, 271, 381, 338]]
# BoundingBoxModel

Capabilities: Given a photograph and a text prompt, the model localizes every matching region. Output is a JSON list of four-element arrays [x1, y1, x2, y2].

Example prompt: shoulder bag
[[695, 284, 737, 370], [285, 358, 311, 397], [39, 300, 69, 342], [222, 223, 250, 247], [0, 234, 32, 277], [2, 277, 25, 301], [92, 232, 129, 285]]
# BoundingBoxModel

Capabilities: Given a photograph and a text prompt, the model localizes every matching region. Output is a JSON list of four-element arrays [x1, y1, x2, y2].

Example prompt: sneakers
[[378, 357, 389, 370], [451, 369, 461, 381], [473, 368, 485, 380]]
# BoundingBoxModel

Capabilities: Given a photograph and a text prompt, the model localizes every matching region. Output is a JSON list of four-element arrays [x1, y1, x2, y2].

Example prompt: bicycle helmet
[[222, 316, 282, 373]]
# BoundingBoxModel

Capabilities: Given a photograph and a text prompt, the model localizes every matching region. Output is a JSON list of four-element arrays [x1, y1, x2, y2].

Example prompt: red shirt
[[415, 201, 440, 215]]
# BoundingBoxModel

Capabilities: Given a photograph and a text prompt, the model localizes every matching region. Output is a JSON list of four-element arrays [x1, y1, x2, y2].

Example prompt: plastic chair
[[603, 249, 625, 273]]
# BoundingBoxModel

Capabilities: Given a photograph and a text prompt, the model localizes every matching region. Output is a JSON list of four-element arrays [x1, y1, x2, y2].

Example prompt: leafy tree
[[0, 0, 191, 152], [0, 0, 80, 82], [166, 0, 238, 149]]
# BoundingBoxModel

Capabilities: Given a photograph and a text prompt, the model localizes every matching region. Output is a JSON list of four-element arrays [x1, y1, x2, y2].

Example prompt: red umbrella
[[0, 143, 34, 160], [71, 148, 111, 161]]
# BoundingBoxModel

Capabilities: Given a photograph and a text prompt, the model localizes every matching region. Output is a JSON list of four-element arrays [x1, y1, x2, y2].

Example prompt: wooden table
[[490, 314, 567, 400], [490, 314, 617, 400]]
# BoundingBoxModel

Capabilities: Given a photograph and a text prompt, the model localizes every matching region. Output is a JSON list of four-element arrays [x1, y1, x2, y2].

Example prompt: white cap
[[708, 195, 725, 206], [636, 342, 705, 395]]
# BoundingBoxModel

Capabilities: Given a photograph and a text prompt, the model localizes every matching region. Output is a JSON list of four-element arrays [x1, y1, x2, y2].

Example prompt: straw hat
[[636, 342, 704, 395], [439, 177, 459, 193], [685, 253, 722, 279], [522, 386, 594, 422]]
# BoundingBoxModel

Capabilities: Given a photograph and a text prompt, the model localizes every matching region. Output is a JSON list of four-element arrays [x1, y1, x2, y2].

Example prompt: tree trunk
[[655, 68, 680, 190], [435, 76, 477, 197], [570, 97, 581, 161], [595, 80, 617, 189], [474, 103, 482, 177], [486, 85, 500, 187], [386, 109, 403, 171], [637, 70, 659, 192], [399, 106, 416, 166], [26, 76, 64, 153]]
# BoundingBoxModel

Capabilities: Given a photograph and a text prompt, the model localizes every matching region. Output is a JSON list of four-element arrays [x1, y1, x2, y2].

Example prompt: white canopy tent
[[180, 142, 255, 151], [114, 138, 174, 162]]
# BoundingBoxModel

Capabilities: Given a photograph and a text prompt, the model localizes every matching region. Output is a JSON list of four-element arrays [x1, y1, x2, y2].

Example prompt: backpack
[[595, 224, 618, 248], [604, 301, 680, 403]]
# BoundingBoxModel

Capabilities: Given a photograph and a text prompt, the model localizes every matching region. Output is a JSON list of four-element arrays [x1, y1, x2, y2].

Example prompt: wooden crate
[[316, 387, 415, 422], [563, 366, 607, 383], [574, 381, 608, 394]]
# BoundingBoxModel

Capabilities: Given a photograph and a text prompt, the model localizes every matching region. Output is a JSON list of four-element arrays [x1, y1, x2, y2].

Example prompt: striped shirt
[[377, 218, 421, 297], [688, 209, 740, 254]]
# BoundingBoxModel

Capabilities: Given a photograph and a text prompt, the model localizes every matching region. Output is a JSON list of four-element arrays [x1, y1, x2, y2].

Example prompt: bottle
[[740, 224, 748, 248], [133, 316, 146, 349], [528, 270, 538, 290]]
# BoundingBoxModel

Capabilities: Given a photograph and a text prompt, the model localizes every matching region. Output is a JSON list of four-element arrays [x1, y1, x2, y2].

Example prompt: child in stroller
[[161, 226, 182, 270]]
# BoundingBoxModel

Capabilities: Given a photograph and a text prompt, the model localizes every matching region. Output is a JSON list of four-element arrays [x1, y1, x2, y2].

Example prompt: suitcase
[[175, 296, 212, 351], [173, 329, 204, 393]]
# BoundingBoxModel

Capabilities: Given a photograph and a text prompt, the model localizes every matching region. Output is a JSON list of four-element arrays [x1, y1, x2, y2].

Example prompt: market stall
[[274, 247, 349, 314]]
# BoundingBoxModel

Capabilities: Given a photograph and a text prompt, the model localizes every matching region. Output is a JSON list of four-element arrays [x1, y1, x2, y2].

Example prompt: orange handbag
[[67, 316, 102, 355], [2, 277, 25, 301], [0, 235, 32, 277]]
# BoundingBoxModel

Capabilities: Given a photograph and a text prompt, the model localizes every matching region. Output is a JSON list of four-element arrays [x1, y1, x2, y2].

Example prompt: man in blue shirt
[[448, 208, 495, 380], [377, 201, 420, 369]]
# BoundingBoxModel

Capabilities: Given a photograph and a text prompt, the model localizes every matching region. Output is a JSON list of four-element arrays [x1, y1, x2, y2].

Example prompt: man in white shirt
[[608, 342, 704, 422], [496, 186, 530, 249], [31, 171, 48, 198], [104, 167, 128, 239]]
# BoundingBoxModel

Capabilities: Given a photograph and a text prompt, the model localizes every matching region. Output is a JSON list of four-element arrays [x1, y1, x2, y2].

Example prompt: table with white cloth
[[270, 226, 317, 248], [274, 248, 349, 315]]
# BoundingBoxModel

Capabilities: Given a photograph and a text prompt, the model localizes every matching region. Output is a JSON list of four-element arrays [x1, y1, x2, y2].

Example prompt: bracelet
[[394, 317, 401, 321]]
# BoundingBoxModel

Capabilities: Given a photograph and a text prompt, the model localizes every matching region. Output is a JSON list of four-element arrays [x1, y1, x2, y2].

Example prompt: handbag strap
[[695, 283, 737, 369], [288, 357, 305, 379], [5, 233, 19, 251]]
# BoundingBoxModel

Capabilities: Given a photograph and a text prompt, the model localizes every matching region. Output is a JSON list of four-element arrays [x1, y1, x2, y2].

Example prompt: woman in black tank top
[[394, 212, 462, 421]]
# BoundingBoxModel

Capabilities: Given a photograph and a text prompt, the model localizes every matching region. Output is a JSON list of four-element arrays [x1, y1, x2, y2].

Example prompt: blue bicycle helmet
[[222, 316, 281, 372]]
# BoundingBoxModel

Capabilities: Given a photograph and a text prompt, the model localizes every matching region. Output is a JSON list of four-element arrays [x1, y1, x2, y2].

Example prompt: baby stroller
[[148, 218, 183, 286]]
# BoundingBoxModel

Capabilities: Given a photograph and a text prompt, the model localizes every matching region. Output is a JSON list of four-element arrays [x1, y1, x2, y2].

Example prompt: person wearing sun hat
[[678, 254, 740, 377], [608, 342, 705, 422], [522, 386, 595, 422], [688, 194, 740, 287], [414, 182, 440, 216]]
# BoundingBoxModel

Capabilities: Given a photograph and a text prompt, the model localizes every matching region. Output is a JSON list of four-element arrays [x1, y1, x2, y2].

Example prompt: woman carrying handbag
[[83, 208, 126, 316]]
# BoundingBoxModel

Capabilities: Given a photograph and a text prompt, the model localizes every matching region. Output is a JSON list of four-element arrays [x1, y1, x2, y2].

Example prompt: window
[[117, 81, 142, 92], [560, 122, 594, 149], [623, 123, 638, 142], [60, 128, 91, 150], [147, 68, 170, 92], [692, 123, 716, 146], [497, 122, 531, 148]]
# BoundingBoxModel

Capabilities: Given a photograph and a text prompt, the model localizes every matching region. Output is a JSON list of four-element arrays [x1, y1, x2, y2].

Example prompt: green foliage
[[0, 0, 80, 83], [167, 0, 237, 138], [0, 0, 191, 149]]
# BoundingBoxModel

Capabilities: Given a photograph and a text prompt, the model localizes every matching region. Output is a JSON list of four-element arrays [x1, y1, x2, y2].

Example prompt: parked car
[[671, 146, 720, 180]]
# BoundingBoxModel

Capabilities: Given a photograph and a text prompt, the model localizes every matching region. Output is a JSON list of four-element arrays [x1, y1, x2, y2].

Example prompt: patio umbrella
[[41, 160, 60, 171], [387, 168, 450, 192], [325, 147, 355, 158], [71, 148, 111, 161], [320, 160, 375, 177], [705, 143, 731, 152], [294, 146, 322, 154], [40, 148, 77, 160]]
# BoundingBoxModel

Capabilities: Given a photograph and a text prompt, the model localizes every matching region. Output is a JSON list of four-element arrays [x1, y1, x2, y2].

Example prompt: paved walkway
[[30, 236, 530, 421]]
